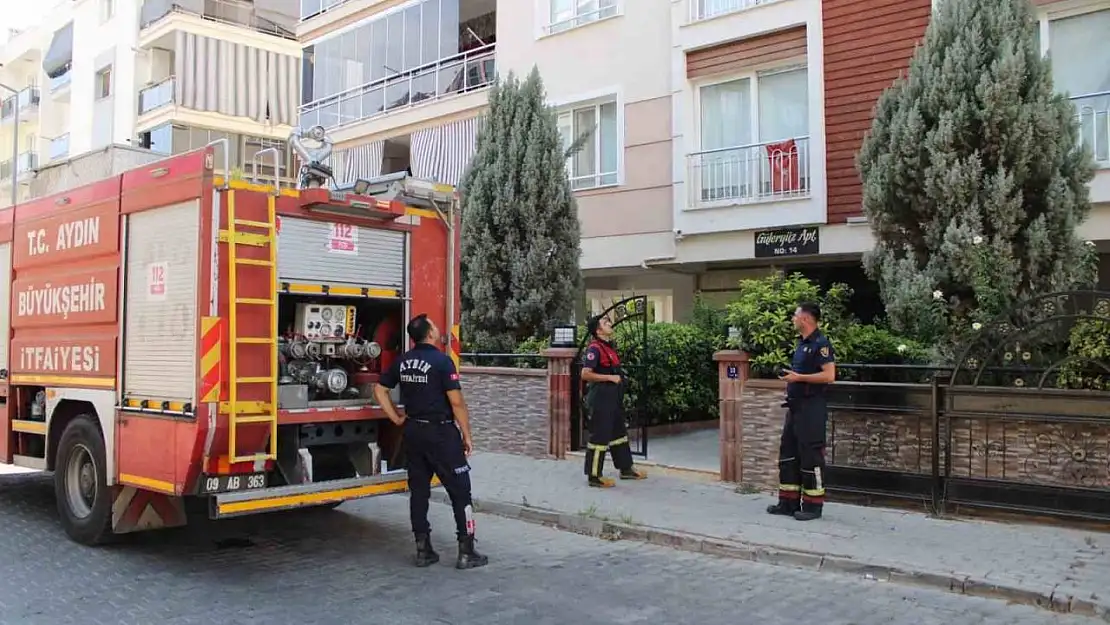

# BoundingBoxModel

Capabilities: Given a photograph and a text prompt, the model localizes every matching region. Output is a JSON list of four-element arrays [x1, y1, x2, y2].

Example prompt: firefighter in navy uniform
[[374, 314, 489, 569], [767, 302, 836, 521], [581, 315, 647, 488]]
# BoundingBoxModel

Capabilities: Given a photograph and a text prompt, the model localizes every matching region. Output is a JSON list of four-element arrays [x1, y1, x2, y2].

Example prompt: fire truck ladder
[[225, 191, 279, 464]]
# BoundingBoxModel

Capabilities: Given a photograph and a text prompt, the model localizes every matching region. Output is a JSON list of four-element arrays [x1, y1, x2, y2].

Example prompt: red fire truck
[[0, 145, 461, 545]]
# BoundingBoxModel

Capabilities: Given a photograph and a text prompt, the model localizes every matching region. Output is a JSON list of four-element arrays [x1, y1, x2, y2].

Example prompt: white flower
[[972, 235, 983, 245], [972, 322, 982, 331], [897, 344, 907, 353], [932, 290, 943, 300]]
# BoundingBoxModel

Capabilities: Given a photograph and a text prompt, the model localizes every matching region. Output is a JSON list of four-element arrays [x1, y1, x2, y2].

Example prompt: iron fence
[[824, 290, 1110, 521]]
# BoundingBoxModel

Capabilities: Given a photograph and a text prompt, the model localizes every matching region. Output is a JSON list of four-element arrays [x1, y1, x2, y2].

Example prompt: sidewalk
[[437, 452, 1110, 621]]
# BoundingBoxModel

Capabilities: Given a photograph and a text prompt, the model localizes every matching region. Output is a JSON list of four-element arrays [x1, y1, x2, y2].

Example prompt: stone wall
[[460, 366, 549, 458], [738, 380, 788, 489]]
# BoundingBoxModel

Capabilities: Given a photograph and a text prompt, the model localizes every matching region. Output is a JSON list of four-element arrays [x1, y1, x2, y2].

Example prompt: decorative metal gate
[[570, 296, 650, 457], [825, 290, 1110, 522]]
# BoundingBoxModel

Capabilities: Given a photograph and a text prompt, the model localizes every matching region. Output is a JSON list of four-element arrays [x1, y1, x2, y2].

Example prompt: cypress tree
[[459, 66, 583, 351], [856, 0, 1097, 346]]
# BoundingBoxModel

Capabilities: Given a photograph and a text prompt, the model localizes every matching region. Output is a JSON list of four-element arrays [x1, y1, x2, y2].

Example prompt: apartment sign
[[754, 227, 820, 258]]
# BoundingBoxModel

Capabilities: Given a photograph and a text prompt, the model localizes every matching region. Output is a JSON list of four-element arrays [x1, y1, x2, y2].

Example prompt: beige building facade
[[295, 0, 1110, 323]]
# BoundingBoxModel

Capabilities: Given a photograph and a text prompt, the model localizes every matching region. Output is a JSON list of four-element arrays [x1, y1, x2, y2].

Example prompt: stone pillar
[[714, 350, 749, 483], [544, 347, 577, 459]]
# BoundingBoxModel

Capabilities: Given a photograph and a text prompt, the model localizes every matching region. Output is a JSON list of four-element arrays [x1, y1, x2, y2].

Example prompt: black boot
[[414, 533, 440, 567], [766, 499, 800, 516], [456, 535, 489, 570], [794, 504, 823, 522]]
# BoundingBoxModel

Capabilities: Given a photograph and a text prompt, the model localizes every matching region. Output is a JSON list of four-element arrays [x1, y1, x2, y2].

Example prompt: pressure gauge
[[321, 308, 333, 321]]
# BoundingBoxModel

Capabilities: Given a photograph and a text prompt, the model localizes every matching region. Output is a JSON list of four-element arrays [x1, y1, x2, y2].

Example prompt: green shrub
[[723, 272, 927, 377], [1056, 319, 1110, 390], [724, 272, 852, 377], [834, 324, 928, 365], [620, 323, 722, 426]]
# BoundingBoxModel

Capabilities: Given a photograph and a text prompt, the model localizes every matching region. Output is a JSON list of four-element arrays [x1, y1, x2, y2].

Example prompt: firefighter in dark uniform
[[374, 314, 489, 569], [581, 315, 647, 488], [767, 302, 836, 521]]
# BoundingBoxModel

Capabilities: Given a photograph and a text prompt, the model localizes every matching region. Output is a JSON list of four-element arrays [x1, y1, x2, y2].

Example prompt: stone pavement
[[3, 472, 1096, 625], [440, 452, 1110, 621]]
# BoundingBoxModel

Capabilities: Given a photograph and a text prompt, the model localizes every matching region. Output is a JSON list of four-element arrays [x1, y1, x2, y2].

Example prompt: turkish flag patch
[[450, 373, 460, 381]]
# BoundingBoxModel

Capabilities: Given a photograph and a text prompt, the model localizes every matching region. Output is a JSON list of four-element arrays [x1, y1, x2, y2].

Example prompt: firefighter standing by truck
[[581, 315, 647, 488], [767, 302, 836, 521], [374, 314, 489, 569]]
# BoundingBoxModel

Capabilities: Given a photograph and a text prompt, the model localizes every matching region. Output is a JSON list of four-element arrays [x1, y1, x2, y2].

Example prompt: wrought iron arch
[[569, 295, 651, 457], [950, 290, 1110, 391]]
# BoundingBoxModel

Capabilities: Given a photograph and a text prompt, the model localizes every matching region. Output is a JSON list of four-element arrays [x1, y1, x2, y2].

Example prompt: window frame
[[555, 94, 623, 191], [1039, 4, 1110, 166], [692, 63, 809, 155], [94, 66, 113, 100], [542, 0, 621, 37], [101, 0, 116, 22]]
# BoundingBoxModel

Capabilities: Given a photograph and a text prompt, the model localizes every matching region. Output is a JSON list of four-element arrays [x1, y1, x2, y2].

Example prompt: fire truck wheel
[[54, 416, 112, 546]]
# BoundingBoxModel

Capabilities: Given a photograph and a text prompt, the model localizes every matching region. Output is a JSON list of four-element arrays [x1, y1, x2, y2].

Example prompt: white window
[[101, 0, 115, 21], [694, 66, 809, 204], [548, 0, 619, 35], [95, 66, 112, 100], [1045, 8, 1110, 163], [557, 100, 619, 190]]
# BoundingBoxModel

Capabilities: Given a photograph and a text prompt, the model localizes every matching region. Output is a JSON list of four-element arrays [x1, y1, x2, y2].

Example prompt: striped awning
[[409, 116, 482, 187], [343, 141, 385, 182]]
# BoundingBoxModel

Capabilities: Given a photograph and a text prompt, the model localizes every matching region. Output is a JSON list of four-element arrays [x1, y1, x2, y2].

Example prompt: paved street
[[464, 452, 1110, 613], [0, 472, 1104, 625]]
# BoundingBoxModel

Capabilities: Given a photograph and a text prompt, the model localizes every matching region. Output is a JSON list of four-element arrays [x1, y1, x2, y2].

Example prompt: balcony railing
[[50, 71, 72, 92], [545, 2, 619, 35], [139, 77, 176, 115], [140, 0, 296, 40], [300, 0, 354, 20], [0, 151, 39, 180], [688, 0, 784, 22], [687, 136, 811, 207], [50, 134, 70, 161], [1, 86, 41, 120], [1074, 91, 1110, 167], [299, 44, 496, 131]]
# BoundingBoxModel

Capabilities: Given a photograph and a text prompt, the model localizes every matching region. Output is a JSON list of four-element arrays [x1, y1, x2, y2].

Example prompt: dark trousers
[[584, 383, 633, 477], [777, 397, 828, 513], [405, 420, 475, 540]]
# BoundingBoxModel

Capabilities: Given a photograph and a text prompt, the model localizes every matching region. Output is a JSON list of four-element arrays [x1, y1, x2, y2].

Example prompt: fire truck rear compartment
[[276, 293, 403, 409]]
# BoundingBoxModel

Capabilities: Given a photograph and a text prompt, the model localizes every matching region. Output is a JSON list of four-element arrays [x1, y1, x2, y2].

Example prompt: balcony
[[299, 44, 496, 131], [0, 87, 41, 122], [688, 0, 785, 22], [140, 0, 296, 40], [1075, 92, 1110, 167], [49, 71, 72, 94], [686, 136, 811, 208], [0, 151, 39, 180], [139, 77, 176, 115], [49, 135, 70, 162]]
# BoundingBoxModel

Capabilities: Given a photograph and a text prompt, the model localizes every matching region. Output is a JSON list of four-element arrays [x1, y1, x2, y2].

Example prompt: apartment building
[[297, 0, 1110, 322], [0, 0, 302, 206]]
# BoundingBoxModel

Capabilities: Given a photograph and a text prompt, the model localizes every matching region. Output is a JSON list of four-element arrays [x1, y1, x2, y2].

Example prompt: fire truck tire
[[54, 416, 113, 546]]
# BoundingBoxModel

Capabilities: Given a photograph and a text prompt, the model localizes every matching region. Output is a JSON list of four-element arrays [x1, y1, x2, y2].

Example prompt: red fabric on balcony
[[766, 139, 800, 193]]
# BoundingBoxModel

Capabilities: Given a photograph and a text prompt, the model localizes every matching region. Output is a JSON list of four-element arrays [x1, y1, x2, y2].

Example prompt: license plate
[[198, 472, 267, 495]]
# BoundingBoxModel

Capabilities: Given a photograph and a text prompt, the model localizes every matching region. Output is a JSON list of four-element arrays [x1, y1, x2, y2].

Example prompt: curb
[[429, 491, 1110, 622]]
